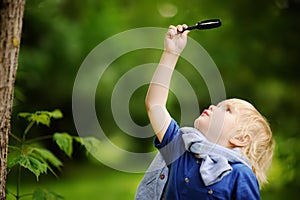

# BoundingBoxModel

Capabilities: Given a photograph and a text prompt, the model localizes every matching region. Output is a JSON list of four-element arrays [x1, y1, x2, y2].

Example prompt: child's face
[[194, 100, 238, 148]]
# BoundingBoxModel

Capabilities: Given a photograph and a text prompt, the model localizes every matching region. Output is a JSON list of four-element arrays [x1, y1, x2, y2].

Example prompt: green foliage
[[8, 145, 64, 180], [74, 137, 101, 156], [7, 109, 101, 199], [32, 188, 64, 200], [53, 133, 73, 158], [8, 146, 47, 180], [9, 110, 65, 180], [7, 110, 67, 199], [18, 110, 63, 127]]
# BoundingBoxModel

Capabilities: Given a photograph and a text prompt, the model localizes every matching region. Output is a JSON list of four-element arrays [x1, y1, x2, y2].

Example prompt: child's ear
[[229, 134, 251, 147]]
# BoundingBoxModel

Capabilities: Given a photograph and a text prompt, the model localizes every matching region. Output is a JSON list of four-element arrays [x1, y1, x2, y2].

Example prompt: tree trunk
[[0, 0, 26, 199]]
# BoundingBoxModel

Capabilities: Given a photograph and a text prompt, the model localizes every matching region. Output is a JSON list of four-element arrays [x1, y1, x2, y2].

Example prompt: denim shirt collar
[[181, 127, 251, 186]]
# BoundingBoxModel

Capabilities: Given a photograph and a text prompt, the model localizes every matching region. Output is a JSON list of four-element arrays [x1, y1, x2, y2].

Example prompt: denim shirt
[[134, 120, 260, 200]]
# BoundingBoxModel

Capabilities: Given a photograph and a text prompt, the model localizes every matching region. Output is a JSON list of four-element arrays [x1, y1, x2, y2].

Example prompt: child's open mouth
[[201, 110, 209, 116]]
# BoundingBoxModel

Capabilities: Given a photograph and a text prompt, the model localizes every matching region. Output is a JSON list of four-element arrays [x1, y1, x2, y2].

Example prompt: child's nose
[[208, 105, 216, 111]]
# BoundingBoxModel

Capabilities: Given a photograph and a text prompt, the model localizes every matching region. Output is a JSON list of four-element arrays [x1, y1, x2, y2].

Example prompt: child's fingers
[[176, 24, 190, 36], [176, 25, 184, 33], [177, 24, 189, 36], [167, 25, 177, 38], [168, 24, 186, 34], [166, 24, 189, 39], [168, 25, 177, 33], [168, 25, 176, 30], [182, 29, 190, 36]]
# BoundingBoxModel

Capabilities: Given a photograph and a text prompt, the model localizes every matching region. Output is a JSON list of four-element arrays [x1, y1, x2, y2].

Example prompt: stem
[[9, 133, 22, 143], [23, 121, 34, 142], [10, 118, 39, 199], [25, 135, 53, 143], [15, 120, 33, 199], [16, 165, 21, 200], [18, 193, 33, 199]]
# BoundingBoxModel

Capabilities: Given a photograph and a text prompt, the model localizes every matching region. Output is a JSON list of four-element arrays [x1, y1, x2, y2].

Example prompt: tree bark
[[0, 0, 26, 199]]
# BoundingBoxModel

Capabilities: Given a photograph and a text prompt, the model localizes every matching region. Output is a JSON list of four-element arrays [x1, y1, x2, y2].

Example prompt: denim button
[[159, 174, 165, 180], [208, 189, 213, 194]]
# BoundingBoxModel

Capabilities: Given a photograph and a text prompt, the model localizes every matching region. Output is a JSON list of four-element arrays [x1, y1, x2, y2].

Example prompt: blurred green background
[[6, 0, 300, 199]]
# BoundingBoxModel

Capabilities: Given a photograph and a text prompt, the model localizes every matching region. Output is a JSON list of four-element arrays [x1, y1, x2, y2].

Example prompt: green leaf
[[18, 110, 63, 127], [32, 188, 64, 200], [31, 114, 51, 126], [18, 111, 50, 126], [74, 137, 102, 155], [5, 190, 16, 199], [53, 132, 73, 157], [73, 136, 82, 144], [10, 145, 63, 179], [18, 154, 48, 180], [49, 109, 63, 119], [7, 145, 48, 180], [18, 112, 32, 119], [31, 147, 63, 169], [32, 188, 46, 200], [7, 146, 22, 169]]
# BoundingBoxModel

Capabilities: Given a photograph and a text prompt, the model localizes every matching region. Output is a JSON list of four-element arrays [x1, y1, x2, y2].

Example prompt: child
[[135, 24, 274, 200]]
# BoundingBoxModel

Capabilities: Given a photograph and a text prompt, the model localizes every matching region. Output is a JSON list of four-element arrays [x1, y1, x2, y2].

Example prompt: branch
[[25, 135, 53, 143], [9, 133, 22, 143]]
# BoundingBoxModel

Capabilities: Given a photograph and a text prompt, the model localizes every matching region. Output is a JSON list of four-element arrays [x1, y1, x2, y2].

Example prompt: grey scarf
[[181, 127, 251, 186]]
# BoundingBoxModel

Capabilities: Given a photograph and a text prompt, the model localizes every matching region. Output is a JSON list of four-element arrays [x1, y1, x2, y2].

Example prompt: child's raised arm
[[145, 24, 189, 142]]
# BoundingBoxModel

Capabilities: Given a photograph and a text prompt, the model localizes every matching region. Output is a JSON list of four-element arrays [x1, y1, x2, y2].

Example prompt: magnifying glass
[[180, 19, 222, 33]]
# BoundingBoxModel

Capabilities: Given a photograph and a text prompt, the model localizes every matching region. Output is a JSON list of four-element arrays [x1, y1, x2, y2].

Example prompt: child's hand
[[164, 24, 189, 55]]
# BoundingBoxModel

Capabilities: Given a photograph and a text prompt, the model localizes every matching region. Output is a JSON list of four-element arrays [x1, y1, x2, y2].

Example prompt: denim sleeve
[[233, 165, 261, 200], [154, 119, 179, 149], [154, 119, 186, 166]]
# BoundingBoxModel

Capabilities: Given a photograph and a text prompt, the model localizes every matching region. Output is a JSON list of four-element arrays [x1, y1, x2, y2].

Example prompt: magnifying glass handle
[[180, 19, 222, 33]]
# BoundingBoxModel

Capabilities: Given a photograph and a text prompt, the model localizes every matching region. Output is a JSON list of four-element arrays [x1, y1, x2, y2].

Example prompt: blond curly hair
[[227, 98, 275, 187]]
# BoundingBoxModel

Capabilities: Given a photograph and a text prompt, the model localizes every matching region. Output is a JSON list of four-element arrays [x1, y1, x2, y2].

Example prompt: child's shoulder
[[231, 162, 254, 174], [211, 162, 260, 199], [230, 162, 258, 182]]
